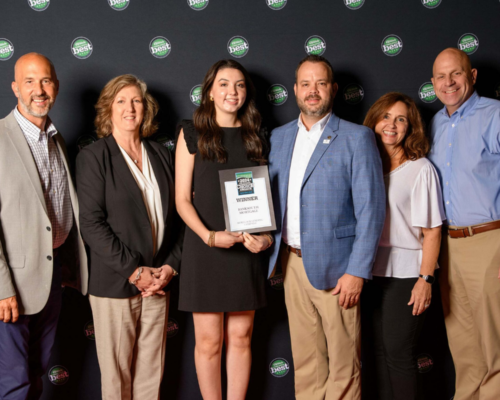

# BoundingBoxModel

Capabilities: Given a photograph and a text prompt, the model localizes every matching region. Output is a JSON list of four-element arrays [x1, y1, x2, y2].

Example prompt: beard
[[297, 94, 333, 118], [18, 94, 54, 118]]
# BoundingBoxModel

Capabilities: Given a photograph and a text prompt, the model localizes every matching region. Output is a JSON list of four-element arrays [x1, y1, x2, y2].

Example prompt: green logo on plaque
[[458, 33, 479, 55], [267, 85, 288, 106], [28, 0, 50, 11], [421, 0, 441, 9], [343, 84, 364, 105], [108, 0, 130, 10], [269, 358, 290, 377], [267, 0, 287, 10], [227, 36, 249, 58], [150, 37, 171, 58], [0, 39, 14, 61], [381, 35, 403, 57], [188, 0, 209, 10], [190, 85, 202, 106], [344, 0, 365, 10], [84, 320, 95, 340], [418, 82, 437, 103], [236, 171, 254, 196], [305, 36, 326, 56], [48, 366, 70, 385], [71, 37, 93, 59]]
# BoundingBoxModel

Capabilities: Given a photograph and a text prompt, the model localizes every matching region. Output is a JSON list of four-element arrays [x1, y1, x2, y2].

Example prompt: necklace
[[134, 159, 138, 164]]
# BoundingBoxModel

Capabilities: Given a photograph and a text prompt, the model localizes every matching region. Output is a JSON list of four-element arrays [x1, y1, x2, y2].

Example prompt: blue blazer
[[268, 114, 386, 290]]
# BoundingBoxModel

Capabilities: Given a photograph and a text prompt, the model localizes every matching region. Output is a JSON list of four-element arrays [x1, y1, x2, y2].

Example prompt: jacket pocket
[[9, 254, 26, 269], [334, 224, 356, 239]]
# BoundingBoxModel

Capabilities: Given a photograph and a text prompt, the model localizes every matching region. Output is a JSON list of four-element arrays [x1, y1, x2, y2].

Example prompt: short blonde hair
[[94, 74, 159, 138]]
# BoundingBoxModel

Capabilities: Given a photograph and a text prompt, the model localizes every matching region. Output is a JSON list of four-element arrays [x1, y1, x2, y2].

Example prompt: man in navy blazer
[[268, 55, 385, 399]]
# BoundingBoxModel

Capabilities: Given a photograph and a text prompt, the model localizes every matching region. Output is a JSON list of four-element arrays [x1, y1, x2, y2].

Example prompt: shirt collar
[[297, 111, 332, 133], [440, 91, 480, 119], [14, 107, 58, 142]]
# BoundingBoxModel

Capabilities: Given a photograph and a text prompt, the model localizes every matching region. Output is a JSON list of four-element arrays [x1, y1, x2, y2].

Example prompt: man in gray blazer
[[0, 53, 88, 400]]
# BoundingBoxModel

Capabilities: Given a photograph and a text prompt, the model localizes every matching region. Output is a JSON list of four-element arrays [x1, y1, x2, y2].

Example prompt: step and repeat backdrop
[[1, 1, 500, 399]]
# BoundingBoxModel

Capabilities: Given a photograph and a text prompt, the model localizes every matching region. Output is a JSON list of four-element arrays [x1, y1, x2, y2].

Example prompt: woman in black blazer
[[76, 74, 182, 400]]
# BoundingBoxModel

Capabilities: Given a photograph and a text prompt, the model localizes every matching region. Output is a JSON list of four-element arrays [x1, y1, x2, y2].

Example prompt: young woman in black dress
[[175, 60, 271, 400]]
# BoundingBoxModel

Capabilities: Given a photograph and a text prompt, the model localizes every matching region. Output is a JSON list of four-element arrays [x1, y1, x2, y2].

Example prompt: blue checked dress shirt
[[428, 91, 500, 227]]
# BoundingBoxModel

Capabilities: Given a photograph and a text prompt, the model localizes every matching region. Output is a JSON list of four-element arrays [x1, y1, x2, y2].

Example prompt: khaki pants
[[282, 248, 361, 400], [89, 293, 170, 400], [440, 227, 500, 400]]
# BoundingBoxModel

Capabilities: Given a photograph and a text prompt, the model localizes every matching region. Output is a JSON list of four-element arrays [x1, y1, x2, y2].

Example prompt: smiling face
[[110, 85, 144, 136], [209, 67, 247, 117], [294, 61, 337, 120], [431, 49, 477, 116], [11, 53, 59, 125], [374, 101, 409, 152]]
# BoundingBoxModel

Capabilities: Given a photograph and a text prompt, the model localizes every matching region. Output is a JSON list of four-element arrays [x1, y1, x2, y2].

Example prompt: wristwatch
[[419, 274, 435, 284]]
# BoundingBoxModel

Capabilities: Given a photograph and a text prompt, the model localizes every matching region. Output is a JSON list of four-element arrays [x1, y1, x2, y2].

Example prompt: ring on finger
[[424, 303, 430, 308]]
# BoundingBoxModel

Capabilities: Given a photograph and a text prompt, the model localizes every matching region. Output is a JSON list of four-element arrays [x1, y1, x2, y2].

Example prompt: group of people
[[0, 47, 498, 400]]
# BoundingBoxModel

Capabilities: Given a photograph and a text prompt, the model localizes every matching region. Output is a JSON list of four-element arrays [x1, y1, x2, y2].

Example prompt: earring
[[210, 95, 214, 101]]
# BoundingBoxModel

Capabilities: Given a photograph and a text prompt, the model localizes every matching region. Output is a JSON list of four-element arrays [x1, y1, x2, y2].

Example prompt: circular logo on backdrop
[[150, 37, 171, 58], [156, 135, 175, 151], [77, 135, 96, 152], [28, 0, 50, 11], [71, 37, 93, 59], [418, 82, 437, 103], [48, 366, 70, 385], [108, 0, 130, 11], [495, 82, 500, 100], [267, 0, 287, 10], [0, 39, 14, 61], [344, 0, 365, 10], [343, 83, 364, 105], [421, 0, 441, 8], [83, 320, 95, 340], [268, 273, 284, 290], [381, 35, 403, 57], [227, 36, 249, 58], [190, 85, 202, 106], [167, 318, 180, 338], [267, 85, 288, 106], [304, 36, 326, 56], [458, 33, 479, 55], [187, 0, 209, 10], [417, 354, 434, 373], [269, 358, 290, 377]]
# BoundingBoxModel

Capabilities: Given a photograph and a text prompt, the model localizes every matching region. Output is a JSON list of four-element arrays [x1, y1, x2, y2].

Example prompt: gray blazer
[[0, 110, 88, 315]]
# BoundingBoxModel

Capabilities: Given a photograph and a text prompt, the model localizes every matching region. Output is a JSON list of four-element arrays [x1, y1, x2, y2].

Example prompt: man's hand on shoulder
[[332, 274, 364, 310], [0, 295, 19, 323]]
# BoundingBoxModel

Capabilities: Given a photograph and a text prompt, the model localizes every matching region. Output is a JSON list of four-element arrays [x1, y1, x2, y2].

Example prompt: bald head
[[432, 48, 472, 77], [14, 53, 56, 82]]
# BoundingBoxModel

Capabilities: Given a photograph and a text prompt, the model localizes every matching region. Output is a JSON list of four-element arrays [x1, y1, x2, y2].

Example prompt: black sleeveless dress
[[177, 120, 267, 312]]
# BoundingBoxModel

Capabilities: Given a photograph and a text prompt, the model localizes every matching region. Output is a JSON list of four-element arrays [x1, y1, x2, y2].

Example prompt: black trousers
[[361, 277, 426, 400]]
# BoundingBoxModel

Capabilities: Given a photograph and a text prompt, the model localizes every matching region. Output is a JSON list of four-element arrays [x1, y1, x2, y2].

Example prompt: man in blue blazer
[[268, 55, 385, 399]]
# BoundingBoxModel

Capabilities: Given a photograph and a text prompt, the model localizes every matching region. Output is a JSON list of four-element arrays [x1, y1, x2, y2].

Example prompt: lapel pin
[[323, 137, 331, 144]]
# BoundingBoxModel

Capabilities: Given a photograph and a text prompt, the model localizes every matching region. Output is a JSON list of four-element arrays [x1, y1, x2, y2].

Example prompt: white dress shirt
[[14, 107, 73, 249], [118, 142, 164, 254], [283, 112, 331, 248]]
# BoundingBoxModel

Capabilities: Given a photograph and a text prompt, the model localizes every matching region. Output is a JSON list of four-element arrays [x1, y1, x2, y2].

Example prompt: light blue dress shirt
[[428, 91, 500, 226]]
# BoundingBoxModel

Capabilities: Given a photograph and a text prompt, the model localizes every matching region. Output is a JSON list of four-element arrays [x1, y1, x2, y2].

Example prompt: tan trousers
[[282, 248, 361, 400], [89, 293, 170, 400], [440, 227, 500, 400]]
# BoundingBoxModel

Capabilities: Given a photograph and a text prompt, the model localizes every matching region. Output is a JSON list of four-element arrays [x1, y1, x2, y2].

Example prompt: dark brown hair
[[95, 74, 158, 138], [295, 55, 335, 84], [363, 92, 429, 161], [194, 59, 264, 163]]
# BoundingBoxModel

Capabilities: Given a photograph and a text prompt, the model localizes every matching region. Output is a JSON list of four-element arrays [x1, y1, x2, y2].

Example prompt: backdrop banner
[[1, 1, 499, 399]]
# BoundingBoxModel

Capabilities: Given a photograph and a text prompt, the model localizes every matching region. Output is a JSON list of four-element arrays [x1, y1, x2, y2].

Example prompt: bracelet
[[207, 231, 216, 248], [262, 233, 274, 248], [129, 267, 143, 285]]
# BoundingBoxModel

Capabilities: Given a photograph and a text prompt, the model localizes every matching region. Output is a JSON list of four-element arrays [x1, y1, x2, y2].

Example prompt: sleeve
[[76, 148, 142, 280], [411, 162, 446, 228], [175, 119, 198, 155], [0, 240, 16, 301]]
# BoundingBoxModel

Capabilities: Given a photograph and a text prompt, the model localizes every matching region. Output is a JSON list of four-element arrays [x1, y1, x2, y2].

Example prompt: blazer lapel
[[301, 114, 340, 188], [279, 123, 299, 216], [4, 111, 48, 215]]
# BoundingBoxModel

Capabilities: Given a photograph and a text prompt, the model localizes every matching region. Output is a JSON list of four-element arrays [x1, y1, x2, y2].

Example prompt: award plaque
[[219, 165, 277, 234]]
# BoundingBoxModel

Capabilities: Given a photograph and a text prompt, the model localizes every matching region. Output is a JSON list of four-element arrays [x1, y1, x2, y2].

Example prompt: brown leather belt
[[287, 245, 302, 257], [448, 220, 500, 239]]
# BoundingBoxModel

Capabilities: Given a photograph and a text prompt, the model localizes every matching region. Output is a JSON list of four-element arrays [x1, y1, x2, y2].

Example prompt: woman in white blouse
[[76, 75, 182, 400], [361, 92, 445, 400]]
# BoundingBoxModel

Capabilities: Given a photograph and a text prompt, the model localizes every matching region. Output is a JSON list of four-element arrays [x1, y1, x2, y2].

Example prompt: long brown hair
[[363, 92, 429, 161], [194, 60, 264, 163]]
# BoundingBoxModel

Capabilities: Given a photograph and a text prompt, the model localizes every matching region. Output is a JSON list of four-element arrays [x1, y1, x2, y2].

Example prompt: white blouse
[[372, 158, 445, 278], [118, 142, 164, 255]]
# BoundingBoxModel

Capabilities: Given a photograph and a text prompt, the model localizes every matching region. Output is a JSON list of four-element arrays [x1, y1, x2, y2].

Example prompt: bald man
[[428, 48, 500, 399], [0, 53, 88, 399]]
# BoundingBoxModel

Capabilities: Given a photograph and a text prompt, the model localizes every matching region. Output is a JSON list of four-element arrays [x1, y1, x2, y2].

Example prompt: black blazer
[[76, 135, 183, 298]]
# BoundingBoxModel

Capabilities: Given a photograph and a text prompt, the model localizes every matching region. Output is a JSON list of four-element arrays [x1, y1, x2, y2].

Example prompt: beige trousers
[[440, 227, 500, 400], [89, 293, 170, 400], [282, 248, 361, 400]]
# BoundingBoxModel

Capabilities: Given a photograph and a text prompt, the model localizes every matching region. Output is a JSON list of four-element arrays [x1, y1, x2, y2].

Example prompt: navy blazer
[[268, 113, 385, 290]]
